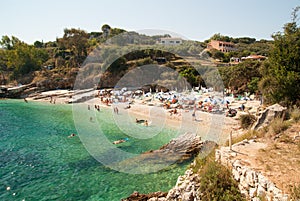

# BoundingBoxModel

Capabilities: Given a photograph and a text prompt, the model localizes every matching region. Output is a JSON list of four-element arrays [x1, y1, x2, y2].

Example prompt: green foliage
[[209, 33, 233, 43], [239, 114, 256, 129], [56, 28, 89, 67], [0, 35, 21, 50], [259, 9, 300, 105], [198, 158, 245, 201], [219, 60, 261, 93], [34, 40, 44, 48], [208, 49, 225, 60], [179, 65, 204, 87], [2, 37, 48, 80], [247, 77, 260, 94]]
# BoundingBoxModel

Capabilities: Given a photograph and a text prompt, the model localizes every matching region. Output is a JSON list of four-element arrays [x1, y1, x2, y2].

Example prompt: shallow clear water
[[0, 100, 189, 201]]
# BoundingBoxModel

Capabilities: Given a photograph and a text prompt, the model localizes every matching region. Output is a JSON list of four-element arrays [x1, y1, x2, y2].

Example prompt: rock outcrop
[[142, 132, 217, 163], [121, 168, 201, 201], [121, 133, 217, 201], [121, 191, 167, 201], [216, 145, 290, 201], [252, 104, 287, 130], [114, 132, 217, 174], [164, 169, 201, 201]]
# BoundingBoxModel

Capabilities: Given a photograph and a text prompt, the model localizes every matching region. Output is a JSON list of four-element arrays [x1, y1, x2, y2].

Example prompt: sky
[[1, 0, 299, 44]]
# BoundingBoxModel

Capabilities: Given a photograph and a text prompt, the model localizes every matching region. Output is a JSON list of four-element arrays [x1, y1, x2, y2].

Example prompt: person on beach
[[114, 107, 119, 114], [88, 105, 90, 110], [192, 111, 196, 121], [239, 103, 245, 111], [192, 104, 196, 121], [226, 108, 237, 117], [24, 98, 28, 103], [136, 118, 145, 124]]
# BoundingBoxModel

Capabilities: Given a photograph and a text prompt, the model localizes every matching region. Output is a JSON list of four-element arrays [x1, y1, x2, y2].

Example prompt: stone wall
[[216, 146, 290, 201]]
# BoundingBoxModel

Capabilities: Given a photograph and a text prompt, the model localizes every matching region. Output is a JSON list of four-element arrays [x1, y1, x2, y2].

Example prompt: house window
[[176, 41, 180, 43]]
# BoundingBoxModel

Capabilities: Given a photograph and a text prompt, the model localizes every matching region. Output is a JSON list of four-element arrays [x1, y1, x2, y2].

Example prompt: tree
[[208, 49, 225, 60], [3, 36, 48, 79], [259, 7, 300, 105], [219, 60, 262, 93], [101, 24, 111, 38], [34, 40, 44, 48], [0, 35, 21, 50], [56, 28, 89, 67]]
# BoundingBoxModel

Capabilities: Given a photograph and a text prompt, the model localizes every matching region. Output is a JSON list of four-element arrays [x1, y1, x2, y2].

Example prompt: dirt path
[[230, 123, 300, 193]]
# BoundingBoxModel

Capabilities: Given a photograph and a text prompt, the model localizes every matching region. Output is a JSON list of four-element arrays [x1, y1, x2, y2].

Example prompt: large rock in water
[[113, 132, 217, 174], [252, 103, 287, 130], [121, 133, 217, 201]]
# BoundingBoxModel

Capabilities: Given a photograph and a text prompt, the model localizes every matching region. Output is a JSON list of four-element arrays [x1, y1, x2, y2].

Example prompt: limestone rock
[[252, 104, 286, 130], [121, 191, 167, 201], [257, 185, 266, 197]]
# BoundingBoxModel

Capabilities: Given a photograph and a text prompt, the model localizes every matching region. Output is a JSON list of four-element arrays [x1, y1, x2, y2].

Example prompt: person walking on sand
[[192, 104, 196, 121]]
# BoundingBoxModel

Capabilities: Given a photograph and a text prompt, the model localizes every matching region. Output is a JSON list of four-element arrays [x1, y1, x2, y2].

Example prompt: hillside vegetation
[[1, 7, 299, 106]]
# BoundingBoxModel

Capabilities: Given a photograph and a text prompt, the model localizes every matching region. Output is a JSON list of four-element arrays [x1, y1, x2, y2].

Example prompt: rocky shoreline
[[121, 104, 292, 201]]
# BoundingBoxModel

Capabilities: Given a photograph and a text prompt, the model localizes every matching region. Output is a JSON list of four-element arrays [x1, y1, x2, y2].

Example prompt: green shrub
[[198, 158, 245, 201], [239, 114, 256, 129]]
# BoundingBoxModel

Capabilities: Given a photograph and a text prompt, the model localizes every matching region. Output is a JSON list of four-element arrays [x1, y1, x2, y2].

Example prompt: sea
[[0, 99, 190, 201]]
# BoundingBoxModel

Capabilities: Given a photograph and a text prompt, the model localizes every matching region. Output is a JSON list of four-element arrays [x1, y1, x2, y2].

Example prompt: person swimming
[[68, 133, 76, 138], [144, 120, 148, 126], [113, 139, 126, 144], [113, 138, 129, 144]]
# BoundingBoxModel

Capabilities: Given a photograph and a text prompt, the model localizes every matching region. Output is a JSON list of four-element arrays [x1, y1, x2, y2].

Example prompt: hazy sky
[[1, 0, 299, 44]]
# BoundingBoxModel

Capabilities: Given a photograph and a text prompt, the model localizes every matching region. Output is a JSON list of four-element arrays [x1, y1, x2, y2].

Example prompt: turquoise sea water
[[0, 100, 189, 201]]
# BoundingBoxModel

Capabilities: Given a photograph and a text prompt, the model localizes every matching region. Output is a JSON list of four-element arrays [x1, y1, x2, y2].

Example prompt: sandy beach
[[25, 88, 263, 145]]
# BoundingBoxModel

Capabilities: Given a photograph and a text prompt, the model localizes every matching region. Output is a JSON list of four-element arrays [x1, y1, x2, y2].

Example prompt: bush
[[290, 106, 300, 122], [270, 118, 290, 134], [239, 114, 256, 129], [198, 158, 245, 201]]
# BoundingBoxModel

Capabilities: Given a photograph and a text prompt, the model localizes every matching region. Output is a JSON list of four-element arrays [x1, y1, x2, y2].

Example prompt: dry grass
[[290, 106, 300, 122], [239, 113, 256, 129], [226, 129, 265, 146], [230, 122, 300, 194], [270, 118, 291, 135]]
